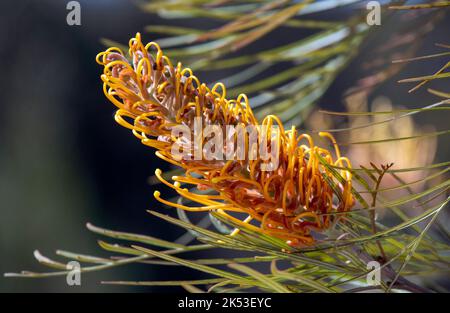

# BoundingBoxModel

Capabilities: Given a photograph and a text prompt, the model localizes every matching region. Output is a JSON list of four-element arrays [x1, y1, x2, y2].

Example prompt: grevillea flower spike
[[96, 33, 354, 247]]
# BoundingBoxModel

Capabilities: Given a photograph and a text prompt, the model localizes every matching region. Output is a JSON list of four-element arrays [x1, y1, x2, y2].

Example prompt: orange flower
[[96, 33, 354, 246]]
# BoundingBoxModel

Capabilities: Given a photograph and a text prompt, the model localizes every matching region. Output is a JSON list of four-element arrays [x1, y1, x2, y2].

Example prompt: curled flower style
[[96, 33, 354, 246]]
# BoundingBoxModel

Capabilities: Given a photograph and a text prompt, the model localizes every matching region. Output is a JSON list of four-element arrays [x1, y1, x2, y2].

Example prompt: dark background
[[0, 0, 448, 292]]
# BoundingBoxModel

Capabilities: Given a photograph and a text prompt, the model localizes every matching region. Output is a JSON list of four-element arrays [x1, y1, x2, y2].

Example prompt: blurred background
[[0, 0, 448, 292]]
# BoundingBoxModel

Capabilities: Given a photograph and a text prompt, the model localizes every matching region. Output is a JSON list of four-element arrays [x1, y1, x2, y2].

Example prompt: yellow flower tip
[[174, 182, 181, 188], [318, 131, 337, 143], [155, 168, 162, 175], [153, 190, 161, 198]]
